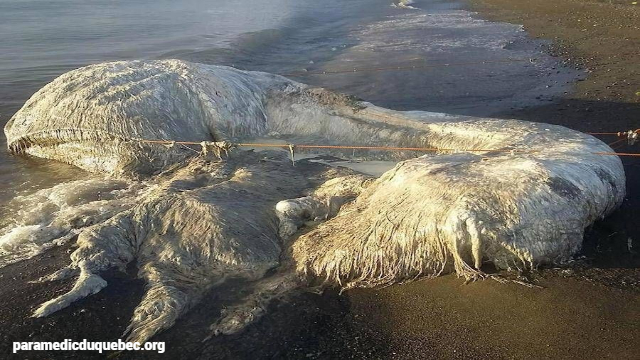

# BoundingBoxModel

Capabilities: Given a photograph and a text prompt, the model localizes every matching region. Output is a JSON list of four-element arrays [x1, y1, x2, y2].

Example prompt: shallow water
[[0, 0, 578, 226]]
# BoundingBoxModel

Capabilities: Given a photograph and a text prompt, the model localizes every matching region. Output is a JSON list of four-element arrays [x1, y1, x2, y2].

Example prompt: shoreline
[[467, 0, 640, 133], [344, 1, 639, 358], [1, 1, 639, 359]]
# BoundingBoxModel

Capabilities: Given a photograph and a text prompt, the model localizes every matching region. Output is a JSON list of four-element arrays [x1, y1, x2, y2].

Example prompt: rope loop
[[622, 129, 640, 146], [288, 144, 296, 166], [200, 141, 237, 159]]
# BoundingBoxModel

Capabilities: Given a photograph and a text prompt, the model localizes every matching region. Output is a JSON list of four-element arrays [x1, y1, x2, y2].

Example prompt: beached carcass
[[3, 60, 624, 342]]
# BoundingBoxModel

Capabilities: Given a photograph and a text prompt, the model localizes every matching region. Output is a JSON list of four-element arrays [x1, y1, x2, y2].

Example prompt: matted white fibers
[[3, 60, 625, 342], [0, 178, 150, 267]]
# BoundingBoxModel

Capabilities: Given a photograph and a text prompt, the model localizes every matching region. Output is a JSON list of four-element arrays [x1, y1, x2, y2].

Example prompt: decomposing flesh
[[2, 60, 624, 342]]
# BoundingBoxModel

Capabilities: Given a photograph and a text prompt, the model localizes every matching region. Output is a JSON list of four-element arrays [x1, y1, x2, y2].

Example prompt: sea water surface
[[0, 0, 578, 224]]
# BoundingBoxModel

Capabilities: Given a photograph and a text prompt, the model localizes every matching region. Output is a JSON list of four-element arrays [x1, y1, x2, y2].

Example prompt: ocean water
[[0, 0, 578, 223]]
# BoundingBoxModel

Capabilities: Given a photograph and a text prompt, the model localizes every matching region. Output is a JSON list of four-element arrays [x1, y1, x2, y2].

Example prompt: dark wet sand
[[349, 276, 639, 359], [1, 0, 639, 359], [344, 0, 640, 358]]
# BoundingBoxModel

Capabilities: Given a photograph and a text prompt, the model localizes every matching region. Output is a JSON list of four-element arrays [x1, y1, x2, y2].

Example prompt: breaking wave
[[0, 178, 150, 267], [2, 60, 625, 342]]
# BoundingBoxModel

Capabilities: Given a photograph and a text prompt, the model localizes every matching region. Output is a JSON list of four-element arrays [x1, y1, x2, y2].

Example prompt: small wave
[[391, 0, 417, 9], [0, 179, 149, 268]]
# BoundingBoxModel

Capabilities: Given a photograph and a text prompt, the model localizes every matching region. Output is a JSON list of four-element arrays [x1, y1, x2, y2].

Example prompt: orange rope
[[594, 152, 640, 157], [238, 143, 530, 153], [588, 129, 640, 137], [136, 139, 640, 157], [607, 138, 627, 148]]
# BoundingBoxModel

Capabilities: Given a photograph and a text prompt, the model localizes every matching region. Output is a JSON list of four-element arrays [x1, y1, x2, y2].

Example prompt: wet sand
[[349, 276, 639, 359], [1, 0, 639, 359], [343, 0, 640, 359]]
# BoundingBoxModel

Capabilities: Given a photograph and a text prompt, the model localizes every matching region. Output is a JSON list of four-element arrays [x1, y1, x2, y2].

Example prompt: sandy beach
[[344, 1, 640, 358], [1, 1, 638, 359]]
